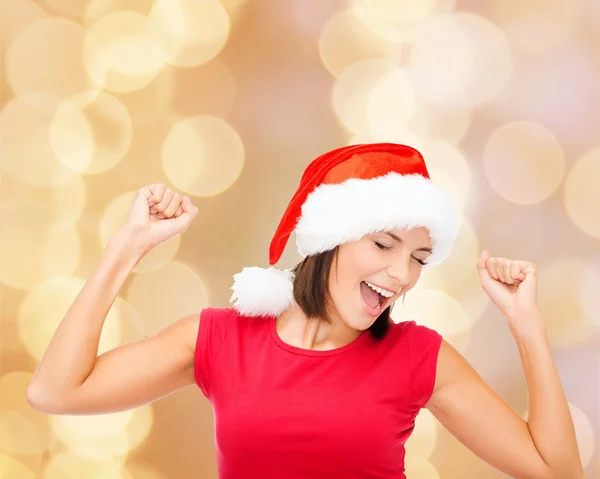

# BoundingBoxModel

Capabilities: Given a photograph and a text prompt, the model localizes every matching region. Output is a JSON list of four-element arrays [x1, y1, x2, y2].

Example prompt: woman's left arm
[[425, 251, 585, 479]]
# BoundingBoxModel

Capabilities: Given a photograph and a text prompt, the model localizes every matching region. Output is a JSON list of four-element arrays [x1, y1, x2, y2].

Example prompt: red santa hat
[[230, 143, 460, 317]]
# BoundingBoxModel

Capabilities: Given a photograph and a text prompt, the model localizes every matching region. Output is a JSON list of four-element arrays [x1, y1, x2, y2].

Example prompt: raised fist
[[123, 183, 199, 252]]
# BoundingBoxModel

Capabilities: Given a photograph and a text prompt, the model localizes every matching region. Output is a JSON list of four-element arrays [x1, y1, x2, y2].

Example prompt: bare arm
[[27, 184, 200, 415], [426, 331, 585, 479]]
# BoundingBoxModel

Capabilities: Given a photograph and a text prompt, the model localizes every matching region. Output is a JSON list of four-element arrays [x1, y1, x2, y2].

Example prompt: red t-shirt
[[194, 307, 442, 479]]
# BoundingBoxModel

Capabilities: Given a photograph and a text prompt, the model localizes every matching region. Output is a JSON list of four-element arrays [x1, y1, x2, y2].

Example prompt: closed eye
[[374, 241, 428, 265]]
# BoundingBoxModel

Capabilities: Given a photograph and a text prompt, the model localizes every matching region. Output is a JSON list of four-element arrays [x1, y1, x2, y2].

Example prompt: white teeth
[[364, 281, 394, 298]]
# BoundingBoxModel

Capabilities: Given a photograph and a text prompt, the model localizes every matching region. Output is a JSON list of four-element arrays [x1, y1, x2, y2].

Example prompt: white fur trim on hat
[[230, 266, 296, 317], [294, 172, 460, 269]]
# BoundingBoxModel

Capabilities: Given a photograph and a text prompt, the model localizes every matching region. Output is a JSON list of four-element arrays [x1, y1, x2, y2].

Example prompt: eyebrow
[[383, 232, 433, 253]]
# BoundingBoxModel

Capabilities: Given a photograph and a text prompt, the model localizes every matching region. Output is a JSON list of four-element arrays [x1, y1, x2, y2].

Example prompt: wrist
[[106, 226, 150, 266]]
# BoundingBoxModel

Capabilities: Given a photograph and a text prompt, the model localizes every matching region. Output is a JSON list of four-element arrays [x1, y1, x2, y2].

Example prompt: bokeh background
[[0, 0, 599, 477]]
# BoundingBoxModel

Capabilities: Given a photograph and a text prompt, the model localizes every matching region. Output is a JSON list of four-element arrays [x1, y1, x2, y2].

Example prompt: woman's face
[[327, 227, 432, 330]]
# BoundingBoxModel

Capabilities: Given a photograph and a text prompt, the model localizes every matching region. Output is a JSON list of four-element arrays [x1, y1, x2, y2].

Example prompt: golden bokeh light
[[483, 121, 566, 204], [126, 261, 209, 337], [0, 372, 52, 475], [50, 90, 132, 174], [50, 405, 152, 459], [0, 454, 36, 479], [580, 255, 600, 331], [18, 276, 122, 361], [392, 288, 472, 350], [122, 462, 167, 479], [367, 68, 417, 140], [0, 226, 79, 291], [405, 408, 438, 459], [0, 175, 85, 233], [0, 408, 45, 455], [407, 102, 472, 145], [319, 7, 402, 78], [82, 11, 164, 93], [0, 0, 47, 49], [147, 0, 230, 67], [83, 0, 155, 26], [568, 402, 596, 468], [162, 115, 245, 196], [538, 258, 598, 349], [154, 59, 237, 121], [0, 94, 79, 187], [5, 17, 92, 97], [492, 0, 582, 56], [420, 140, 471, 208], [404, 455, 440, 479], [42, 451, 128, 478], [564, 146, 600, 239], [409, 13, 512, 108], [333, 58, 397, 135], [99, 191, 181, 274], [352, 0, 437, 23]]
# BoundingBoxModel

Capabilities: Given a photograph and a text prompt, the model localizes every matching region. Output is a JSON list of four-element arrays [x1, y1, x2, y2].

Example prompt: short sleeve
[[406, 321, 443, 410], [194, 308, 231, 400]]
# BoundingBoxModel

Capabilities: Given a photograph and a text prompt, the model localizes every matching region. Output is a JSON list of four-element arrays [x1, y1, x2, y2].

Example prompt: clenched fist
[[123, 183, 199, 253]]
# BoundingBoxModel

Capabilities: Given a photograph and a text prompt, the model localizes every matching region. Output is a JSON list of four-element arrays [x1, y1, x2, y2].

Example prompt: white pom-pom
[[229, 266, 295, 317]]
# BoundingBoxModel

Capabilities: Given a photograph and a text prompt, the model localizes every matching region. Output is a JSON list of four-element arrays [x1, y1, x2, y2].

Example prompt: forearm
[[511, 312, 584, 478], [28, 227, 146, 401]]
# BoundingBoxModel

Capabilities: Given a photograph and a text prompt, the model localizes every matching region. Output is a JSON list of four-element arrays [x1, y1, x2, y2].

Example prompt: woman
[[27, 143, 584, 478]]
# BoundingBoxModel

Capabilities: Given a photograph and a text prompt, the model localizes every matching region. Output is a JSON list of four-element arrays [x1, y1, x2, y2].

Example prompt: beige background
[[0, 0, 599, 477]]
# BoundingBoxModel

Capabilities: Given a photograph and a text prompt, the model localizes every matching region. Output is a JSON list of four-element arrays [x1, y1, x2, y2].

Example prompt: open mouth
[[359, 281, 392, 315]]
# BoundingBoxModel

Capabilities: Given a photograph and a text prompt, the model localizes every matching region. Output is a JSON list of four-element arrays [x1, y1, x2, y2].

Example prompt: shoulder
[[392, 320, 442, 345]]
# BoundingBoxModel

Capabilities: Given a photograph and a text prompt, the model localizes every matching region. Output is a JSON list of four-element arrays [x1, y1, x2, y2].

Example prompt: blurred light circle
[[126, 261, 209, 337], [82, 11, 164, 93], [99, 191, 181, 274], [50, 90, 132, 174], [0, 372, 53, 453], [0, 226, 79, 291], [408, 13, 512, 108], [492, 0, 582, 56], [333, 58, 397, 134], [18, 276, 122, 361], [162, 115, 244, 197], [42, 451, 127, 478], [407, 102, 471, 145], [405, 408, 438, 458], [568, 402, 596, 468], [404, 455, 440, 478], [0, 94, 79, 187], [50, 407, 151, 459], [483, 121, 565, 204], [0, 175, 85, 234], [564, 146, 600, 239], [5, 17, 92, 97], [0, 409, 45, 455], [154, 59, 237, 120], [420, 140, 471, 208], [352, 0, 437, 23], [122, 462, 167, 479], [83, 0, 155, 26], [367, 68, 416, 139], [348, 131, 424, 152], [392, 288, 471, 338], [0, 454, 35, 479], [319, 7, 402, 79], [0, 0, 47, 49], [580, 254, 600, 331], [148, 0, 230, 67], [538, 257, 597, 349]]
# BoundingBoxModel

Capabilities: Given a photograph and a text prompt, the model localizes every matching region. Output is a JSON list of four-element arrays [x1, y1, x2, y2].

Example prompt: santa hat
[[230, 143, 460, 317]]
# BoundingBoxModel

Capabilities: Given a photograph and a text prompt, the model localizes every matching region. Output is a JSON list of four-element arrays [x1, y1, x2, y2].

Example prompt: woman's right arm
[[26, 185, 200, 415]]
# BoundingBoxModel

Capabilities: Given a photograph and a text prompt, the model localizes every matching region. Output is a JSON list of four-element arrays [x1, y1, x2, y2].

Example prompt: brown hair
[[291, 247, 392, 340]]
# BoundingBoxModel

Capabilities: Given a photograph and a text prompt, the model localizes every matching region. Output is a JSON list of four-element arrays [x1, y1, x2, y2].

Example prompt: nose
[[386, 257, 412, 292]]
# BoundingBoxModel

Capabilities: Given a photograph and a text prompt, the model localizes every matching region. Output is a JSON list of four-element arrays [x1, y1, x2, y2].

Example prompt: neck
[[275, 305, 362, 351]]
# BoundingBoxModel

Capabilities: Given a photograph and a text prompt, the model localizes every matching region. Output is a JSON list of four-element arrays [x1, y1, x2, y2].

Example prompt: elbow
[[26, 383, 68, 415]]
